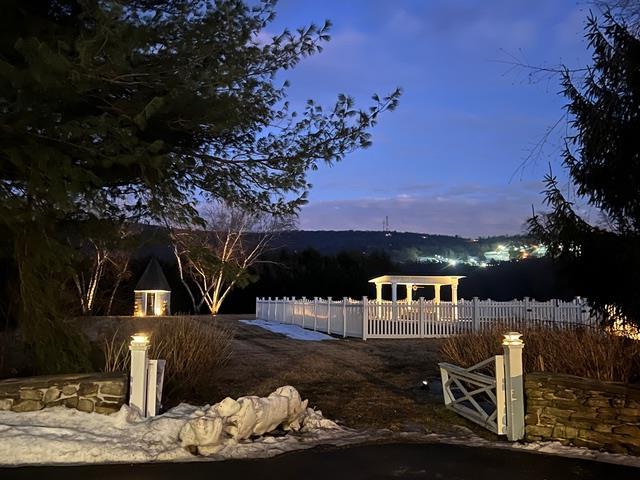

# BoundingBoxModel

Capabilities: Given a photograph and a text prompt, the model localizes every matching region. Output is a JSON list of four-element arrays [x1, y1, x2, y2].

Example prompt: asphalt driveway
[[1, 442, 637, 480]]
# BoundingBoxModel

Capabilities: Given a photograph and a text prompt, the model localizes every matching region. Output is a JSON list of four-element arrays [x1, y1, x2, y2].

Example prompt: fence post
[[129, 334, 150, 416], [419, 297, 425, 338], [301, 297, 306, 328], [574, 297, 582, 324], [327, 297, 332, 335], [472, 297, 480, 332], [313, 297, 318, 331], [362, 296, 368, 340], [523, 297, 530, 325], [552, 298, 559, 324], [502, 332, 525, 441], [342, 297, 347, 338]]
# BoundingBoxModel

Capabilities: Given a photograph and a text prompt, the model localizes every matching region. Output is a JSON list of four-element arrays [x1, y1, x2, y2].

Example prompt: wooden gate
[[438, 332, 525, 441], [439, 356, 506, 435]]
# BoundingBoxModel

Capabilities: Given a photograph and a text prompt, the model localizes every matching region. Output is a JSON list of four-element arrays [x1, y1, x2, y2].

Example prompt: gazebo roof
[[369, 275, 465, 286], [135, 258, 171, 291]]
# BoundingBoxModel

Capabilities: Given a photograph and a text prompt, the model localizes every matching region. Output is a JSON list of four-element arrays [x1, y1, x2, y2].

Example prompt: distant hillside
[[271, 230, 532, 262], [132, 225, 532, 264]]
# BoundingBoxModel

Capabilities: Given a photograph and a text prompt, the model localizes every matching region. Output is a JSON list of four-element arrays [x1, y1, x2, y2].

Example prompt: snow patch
[[241, 319, 334, 341], [0, 386, 352, 466]]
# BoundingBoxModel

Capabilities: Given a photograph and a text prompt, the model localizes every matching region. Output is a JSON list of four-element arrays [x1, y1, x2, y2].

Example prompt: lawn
[[209, 315, 470, 435]]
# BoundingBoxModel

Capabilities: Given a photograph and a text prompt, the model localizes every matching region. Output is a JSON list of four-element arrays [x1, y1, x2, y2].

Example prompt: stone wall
[[0, 372, 128, 415], [525, 372, 640, 455]]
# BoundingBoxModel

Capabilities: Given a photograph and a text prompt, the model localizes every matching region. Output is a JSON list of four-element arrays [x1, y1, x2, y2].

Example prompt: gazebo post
[[391, 282, 398, 322], [375, 283, 382, 303], [406, 283, 413, 303], [451, 282, 459, 320], [434, 284, 441, 321]]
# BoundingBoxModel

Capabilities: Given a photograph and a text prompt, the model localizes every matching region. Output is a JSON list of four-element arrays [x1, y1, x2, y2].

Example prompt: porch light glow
[[130, 333, 150, 347]]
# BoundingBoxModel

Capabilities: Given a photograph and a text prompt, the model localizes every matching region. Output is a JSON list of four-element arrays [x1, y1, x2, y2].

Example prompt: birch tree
[[171, 205, 289, 315], [69, 222, 138, 316]]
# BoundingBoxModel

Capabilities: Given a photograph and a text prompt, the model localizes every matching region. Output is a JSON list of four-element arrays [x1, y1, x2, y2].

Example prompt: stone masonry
[[525, 372, 640, 455], [0, 372, 128, 415]]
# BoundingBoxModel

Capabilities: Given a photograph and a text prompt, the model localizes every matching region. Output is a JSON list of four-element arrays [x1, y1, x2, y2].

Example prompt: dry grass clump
[[100, 317, 233, 403], [440, 326, 640, 383]]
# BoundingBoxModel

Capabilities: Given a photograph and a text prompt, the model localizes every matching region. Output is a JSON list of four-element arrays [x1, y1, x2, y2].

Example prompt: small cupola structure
[[134, 258, 171, 316]]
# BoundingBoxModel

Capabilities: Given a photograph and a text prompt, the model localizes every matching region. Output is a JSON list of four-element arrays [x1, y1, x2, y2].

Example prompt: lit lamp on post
[[129, 333, 150, 416]]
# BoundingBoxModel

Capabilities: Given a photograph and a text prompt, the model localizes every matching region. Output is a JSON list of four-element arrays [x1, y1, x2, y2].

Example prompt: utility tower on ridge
[[383, 216, 392, 237]]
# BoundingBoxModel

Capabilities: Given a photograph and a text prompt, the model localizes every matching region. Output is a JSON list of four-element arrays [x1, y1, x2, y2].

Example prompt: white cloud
[[299, 182, 545, 237]]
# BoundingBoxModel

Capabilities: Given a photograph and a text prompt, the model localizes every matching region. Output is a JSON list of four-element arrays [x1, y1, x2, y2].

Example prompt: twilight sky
[[267, 0, 594, 237]]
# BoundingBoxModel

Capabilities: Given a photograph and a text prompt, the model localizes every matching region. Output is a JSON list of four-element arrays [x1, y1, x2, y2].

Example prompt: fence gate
[[438, 332, 525, 441]]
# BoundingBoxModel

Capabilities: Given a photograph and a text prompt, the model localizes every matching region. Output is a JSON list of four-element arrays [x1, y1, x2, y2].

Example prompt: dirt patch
[[202, 315, 487, 436]]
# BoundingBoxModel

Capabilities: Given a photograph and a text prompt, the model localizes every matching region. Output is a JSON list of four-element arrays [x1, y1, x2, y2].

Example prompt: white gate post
[[419, 297, 425, 338], [362, 296, 368, 340], [129, 334, 150, 416], [301, 297, 307, 329], [502, 332, 525, 441], [327, 297, 332, 335], [472, 297, 480, 332], [313, 297, 318, 331], [574, 297, 582, 324], [274, 298, 278, 323], [342, 297, 347, 338]]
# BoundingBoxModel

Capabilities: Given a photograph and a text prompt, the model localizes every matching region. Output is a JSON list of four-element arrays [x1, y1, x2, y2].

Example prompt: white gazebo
[[368, 275, 465, 304]]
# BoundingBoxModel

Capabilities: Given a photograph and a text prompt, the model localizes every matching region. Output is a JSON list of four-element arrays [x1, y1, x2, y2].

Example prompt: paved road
[[1, 442, 637, 479]]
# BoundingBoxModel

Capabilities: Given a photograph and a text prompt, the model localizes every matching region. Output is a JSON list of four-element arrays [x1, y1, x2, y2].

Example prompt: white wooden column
[[375, 283, 382, 303], [451, 282, 459, 320], [434, 285, 441, 321], [391, 282, 398, 322], [362, 296, 369, 340], [129, 334, 150, 416], [406, 284, 413, 302], [502, 332, 525, 441]]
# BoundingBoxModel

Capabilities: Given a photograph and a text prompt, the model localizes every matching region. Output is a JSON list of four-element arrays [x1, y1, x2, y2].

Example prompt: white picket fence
[[255, 296, 596, 340]]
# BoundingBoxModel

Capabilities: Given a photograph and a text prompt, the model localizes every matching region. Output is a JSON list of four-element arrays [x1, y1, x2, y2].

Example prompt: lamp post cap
[[130, 333, 150, 347], [502, 331, 524, 345]]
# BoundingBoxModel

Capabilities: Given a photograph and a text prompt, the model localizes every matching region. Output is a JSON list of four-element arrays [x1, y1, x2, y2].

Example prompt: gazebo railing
[[255, 296, 597, 340]]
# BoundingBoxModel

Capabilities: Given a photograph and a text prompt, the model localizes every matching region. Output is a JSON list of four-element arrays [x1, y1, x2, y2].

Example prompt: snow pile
[[240, 319, 334, 341], [179, 385, 338, 455], [0, 386, 351, 466]]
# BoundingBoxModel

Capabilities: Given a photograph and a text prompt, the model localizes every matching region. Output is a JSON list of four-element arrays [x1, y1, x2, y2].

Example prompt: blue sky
[[267, 0, 594, 237]]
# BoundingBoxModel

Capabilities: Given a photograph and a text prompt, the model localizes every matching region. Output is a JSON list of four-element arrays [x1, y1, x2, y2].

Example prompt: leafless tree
[[69, 223, 138, 315], [169, 204, 292, 315]]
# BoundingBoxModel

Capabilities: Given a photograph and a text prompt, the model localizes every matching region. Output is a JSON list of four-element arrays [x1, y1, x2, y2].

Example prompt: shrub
[[439, 326, 640, 383], [100, 317, 233, 404], [151, 318, 233, 402], [102, 328, 129, 373]]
